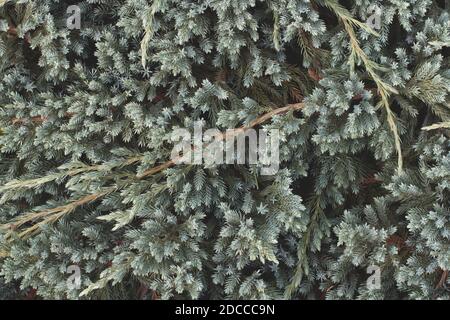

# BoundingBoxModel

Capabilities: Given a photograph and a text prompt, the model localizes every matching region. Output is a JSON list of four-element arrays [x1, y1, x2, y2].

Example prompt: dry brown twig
[[11, 113, 75, 125], [1, 102, 305, 239], [4, 190, 111, 239], [138, 102, 304, 178]]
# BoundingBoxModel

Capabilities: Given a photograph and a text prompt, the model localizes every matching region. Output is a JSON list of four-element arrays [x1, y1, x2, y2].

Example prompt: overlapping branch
[[0, 102, 305, 239], [320, 0, 403, 172]]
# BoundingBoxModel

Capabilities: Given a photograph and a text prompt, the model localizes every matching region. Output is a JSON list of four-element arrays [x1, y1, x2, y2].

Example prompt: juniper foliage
[[0, 0, 449, 300]]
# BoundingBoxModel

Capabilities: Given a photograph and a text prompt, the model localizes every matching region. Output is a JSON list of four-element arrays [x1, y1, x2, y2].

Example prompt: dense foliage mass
[[0, 0, 449, 300]]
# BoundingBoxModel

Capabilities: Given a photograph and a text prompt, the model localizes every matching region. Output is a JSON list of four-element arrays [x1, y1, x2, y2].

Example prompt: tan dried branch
[[2, 189, 113, 239], [322, 0, 403, 172], [1, 102, 305, 239]]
